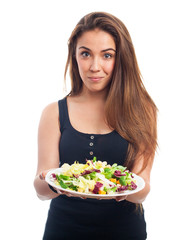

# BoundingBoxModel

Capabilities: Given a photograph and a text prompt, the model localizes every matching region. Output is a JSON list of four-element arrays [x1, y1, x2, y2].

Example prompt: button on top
[[89, 136, 94, 156]]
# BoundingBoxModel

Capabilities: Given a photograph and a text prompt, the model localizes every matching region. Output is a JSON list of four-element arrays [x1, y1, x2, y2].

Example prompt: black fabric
[[43, 97, 147, 240], [58, 97, 128, 166]]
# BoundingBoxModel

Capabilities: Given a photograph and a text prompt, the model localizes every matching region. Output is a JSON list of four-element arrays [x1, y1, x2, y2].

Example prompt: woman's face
[[75, 28, 116, 94]]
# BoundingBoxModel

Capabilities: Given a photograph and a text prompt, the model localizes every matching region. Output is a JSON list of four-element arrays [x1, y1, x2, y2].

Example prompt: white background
[[0, 0, 193, 239]]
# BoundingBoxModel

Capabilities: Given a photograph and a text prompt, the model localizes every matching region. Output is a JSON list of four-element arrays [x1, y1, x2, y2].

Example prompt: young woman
[[34, 12, 157, 240]]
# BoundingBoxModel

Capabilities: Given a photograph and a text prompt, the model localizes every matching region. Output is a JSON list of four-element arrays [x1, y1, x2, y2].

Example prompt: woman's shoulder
[[42, 101, 59, 116], [39, 101, 59, 126], [38, 102, 61, 153]]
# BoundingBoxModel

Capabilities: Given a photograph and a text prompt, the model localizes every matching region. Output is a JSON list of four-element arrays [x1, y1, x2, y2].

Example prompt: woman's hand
[[39, 169, 87, 199], [39, 169, 51, 180], [115, 195, 127, 202], [38, 169, 73, 197]]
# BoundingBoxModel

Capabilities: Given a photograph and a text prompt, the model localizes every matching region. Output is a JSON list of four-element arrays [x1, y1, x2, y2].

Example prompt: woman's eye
[[104, 53, 113, 59], [81, 51, 90, 57]]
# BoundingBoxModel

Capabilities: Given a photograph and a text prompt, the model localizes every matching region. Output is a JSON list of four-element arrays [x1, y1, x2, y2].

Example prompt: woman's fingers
[[39, 171, 47, 180], [56, 189, 71, 196], [39, 169, 55, 180], [80, 197, 87, 199], [65, 192, 73, 197], [115, 195, 127, 202], [57, 189, 66, 195], [58, 191, 87, 199]]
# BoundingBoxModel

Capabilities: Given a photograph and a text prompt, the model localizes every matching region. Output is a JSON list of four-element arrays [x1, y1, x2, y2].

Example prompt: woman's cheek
[[105, 61, 115, 73], [78, 60, 90, 76]]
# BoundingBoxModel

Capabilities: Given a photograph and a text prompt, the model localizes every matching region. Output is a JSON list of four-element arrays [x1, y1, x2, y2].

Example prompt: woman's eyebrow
[[79, 46, 90, 51], [101, 48, 116, 52], [79, 46, 116, 52]]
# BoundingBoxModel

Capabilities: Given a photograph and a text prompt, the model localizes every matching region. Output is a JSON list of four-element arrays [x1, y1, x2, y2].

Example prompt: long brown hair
[[64, 12, 157, 173]]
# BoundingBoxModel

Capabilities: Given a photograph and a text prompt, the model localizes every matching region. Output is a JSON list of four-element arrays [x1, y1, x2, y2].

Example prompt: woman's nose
[[89, 57, 101, 72]]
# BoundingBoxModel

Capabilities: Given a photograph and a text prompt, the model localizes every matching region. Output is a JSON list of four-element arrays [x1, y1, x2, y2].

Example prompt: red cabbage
[[113, 170, 126, 177], [73, 174, 79, 178], [131, 181, 137, 190], [93, 182, 103, 194], [117, 185, 129, 192], [51, 173, 57, 180], [81, 169, 100, 176]]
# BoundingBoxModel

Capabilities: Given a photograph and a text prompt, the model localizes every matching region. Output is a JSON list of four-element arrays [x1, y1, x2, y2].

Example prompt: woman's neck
[[78, 86, 109, 103]]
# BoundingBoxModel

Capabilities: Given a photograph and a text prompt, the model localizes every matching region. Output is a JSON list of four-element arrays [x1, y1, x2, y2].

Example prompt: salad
[[49, 157, 137, 195]]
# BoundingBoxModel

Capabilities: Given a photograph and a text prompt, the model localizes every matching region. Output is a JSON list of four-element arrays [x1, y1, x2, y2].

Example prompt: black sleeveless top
[[43, 98, 147, 240]]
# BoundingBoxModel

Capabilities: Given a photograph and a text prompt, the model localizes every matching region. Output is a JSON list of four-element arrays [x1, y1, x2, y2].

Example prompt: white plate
[[45, 168, 145, 199]]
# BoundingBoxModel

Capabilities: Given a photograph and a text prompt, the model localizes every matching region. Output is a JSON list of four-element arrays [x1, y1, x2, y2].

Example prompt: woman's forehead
[[76, 29, 116, 51]]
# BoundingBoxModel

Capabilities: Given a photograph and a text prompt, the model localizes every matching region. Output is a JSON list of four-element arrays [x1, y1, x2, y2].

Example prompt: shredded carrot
[[98, 190, 106, 194], [110, 178, 117, 183], [116, 180, 120, 184]]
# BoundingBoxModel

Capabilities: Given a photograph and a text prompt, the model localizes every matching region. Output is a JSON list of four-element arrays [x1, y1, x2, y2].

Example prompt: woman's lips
[[88, 77, 104, 82]]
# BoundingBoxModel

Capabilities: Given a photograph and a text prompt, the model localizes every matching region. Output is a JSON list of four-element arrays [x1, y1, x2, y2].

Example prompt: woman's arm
[[125, 155, 154, 204], [33, 102, 61, 200]]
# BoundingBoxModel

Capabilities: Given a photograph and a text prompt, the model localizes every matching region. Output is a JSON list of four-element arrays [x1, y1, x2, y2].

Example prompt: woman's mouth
[[88, 77, 104, 82]]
